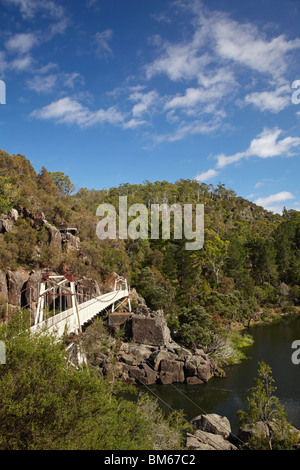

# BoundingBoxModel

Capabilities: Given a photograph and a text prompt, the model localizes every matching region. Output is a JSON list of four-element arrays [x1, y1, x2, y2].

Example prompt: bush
[[0, 312, 187, 450]]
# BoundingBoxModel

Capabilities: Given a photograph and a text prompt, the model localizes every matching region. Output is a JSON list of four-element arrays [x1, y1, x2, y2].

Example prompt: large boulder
[[159, 359, 185, 384], [128, 312, 171, 347], [0, 217, 14, 233], [187, 413, 237, 450], [191, 413, 232, 440], [238, 420, 300, 449], [186, 430, 237, 450]]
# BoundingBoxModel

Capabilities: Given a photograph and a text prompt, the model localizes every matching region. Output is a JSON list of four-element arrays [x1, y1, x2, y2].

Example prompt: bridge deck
[[30, 288, 129, 338]]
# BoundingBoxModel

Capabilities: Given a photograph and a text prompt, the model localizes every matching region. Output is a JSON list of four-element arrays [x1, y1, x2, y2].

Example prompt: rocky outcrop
[[1, 206, 80, 253], [89, 309, 223, 386], [0, 270, 8, 301], [22, 270, 44, 309], [63, 232, 81, 252], [127, 312, 172, 347], [187, 414, 238, 450], [0, 208, 18, 233], [76, 277, 101, 298], [7, 269, 28, 306], [187, 413, 300, 450], [44, 222, 62, 250], [238, 420, 300, 449], [191, 413, 231, 439]]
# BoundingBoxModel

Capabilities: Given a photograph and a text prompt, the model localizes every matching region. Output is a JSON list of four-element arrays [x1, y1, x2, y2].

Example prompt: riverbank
[[212, 307, 300, 369], [146, 314, 300, 436]]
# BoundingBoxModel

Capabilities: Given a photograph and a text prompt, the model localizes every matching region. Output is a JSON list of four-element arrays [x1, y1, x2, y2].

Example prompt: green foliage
[[238, 361, 299, 450], [49, 171, 75, 196], [0, 177, 15, 214], [0, 312, 186, 450], [178, 304, 213, 348]]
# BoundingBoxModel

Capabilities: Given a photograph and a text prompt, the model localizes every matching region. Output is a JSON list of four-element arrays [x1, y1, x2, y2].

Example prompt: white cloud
[[216, 127, 300, 169], [212, 20, 300, 79], [123, 118, 147, 129], [27, 72, 82, 93], [146, 3, 300, 84], [5, 32, 38, 54], [146, 42, 210, 83], [245, 84, 291, 113], [143, 0, 300, 144], [4, 0, 65, 19], [154, 117, 222, 143], [195, 168, 219, 181], [129, 90, 159, 117], [31, 97, 126, 127], [255, 191, 294, 207], [254, 191, 295, 213], [27, 74, 57, 93], [10, 55, 34, 71]]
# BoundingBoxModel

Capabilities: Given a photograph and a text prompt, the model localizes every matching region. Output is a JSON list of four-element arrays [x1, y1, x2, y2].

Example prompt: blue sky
[[0, 0, 300, 214]]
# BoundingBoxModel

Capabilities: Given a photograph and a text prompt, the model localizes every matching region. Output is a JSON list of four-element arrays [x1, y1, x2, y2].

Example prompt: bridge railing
[[30, 276, 130, 338]]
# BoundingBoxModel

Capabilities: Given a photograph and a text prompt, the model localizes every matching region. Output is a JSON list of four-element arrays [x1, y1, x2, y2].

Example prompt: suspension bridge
[[29, 271, 131, 339]]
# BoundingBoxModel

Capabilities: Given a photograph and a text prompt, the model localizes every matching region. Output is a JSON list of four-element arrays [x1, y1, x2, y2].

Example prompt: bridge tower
[[34, 270, 81, 333]]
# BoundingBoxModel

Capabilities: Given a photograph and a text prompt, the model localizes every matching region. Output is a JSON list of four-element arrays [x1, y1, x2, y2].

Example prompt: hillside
[[0, 149, 299, 362]]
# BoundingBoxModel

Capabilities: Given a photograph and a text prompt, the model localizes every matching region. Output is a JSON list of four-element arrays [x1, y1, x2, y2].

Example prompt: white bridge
[[30, 272, 131, 338]]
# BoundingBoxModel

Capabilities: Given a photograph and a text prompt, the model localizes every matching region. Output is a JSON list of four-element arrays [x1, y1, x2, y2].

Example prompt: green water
[[144, 316, 300, 434]]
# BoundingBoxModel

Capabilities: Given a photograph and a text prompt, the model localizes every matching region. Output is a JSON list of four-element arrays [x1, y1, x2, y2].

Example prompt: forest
[[0, 149, 300, 450], [0, 149, 299, 358]]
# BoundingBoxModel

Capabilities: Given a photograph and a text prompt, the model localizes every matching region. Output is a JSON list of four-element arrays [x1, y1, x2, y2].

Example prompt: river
[[145, 315, 300, 435]]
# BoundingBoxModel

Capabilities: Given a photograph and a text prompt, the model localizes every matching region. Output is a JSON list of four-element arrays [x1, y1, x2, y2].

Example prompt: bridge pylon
[[35, 270, 81, 333], [112, 276, 131, 314]]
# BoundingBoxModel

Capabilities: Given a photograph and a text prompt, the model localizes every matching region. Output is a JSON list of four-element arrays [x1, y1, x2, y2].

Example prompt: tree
[[202, 231, 230, 284], [238, 361, 299, 450], [37, 167, 58, 196], [0, 176, 16, 214], [178, 304, 213, 348], [49, 171, 75, 196]]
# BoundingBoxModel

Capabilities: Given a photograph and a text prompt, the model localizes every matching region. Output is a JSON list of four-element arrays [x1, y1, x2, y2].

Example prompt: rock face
[[44, 222, 62, 251], [187, 414, 238, 450], [76, 277, 101, 299], [0, 208, 18, 233], [7, 269, 28, 306], [0, 270, 8, 301], [23, 270, 44, 310], [128, 312, 171, 347], [1, 206, 81, 253]]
